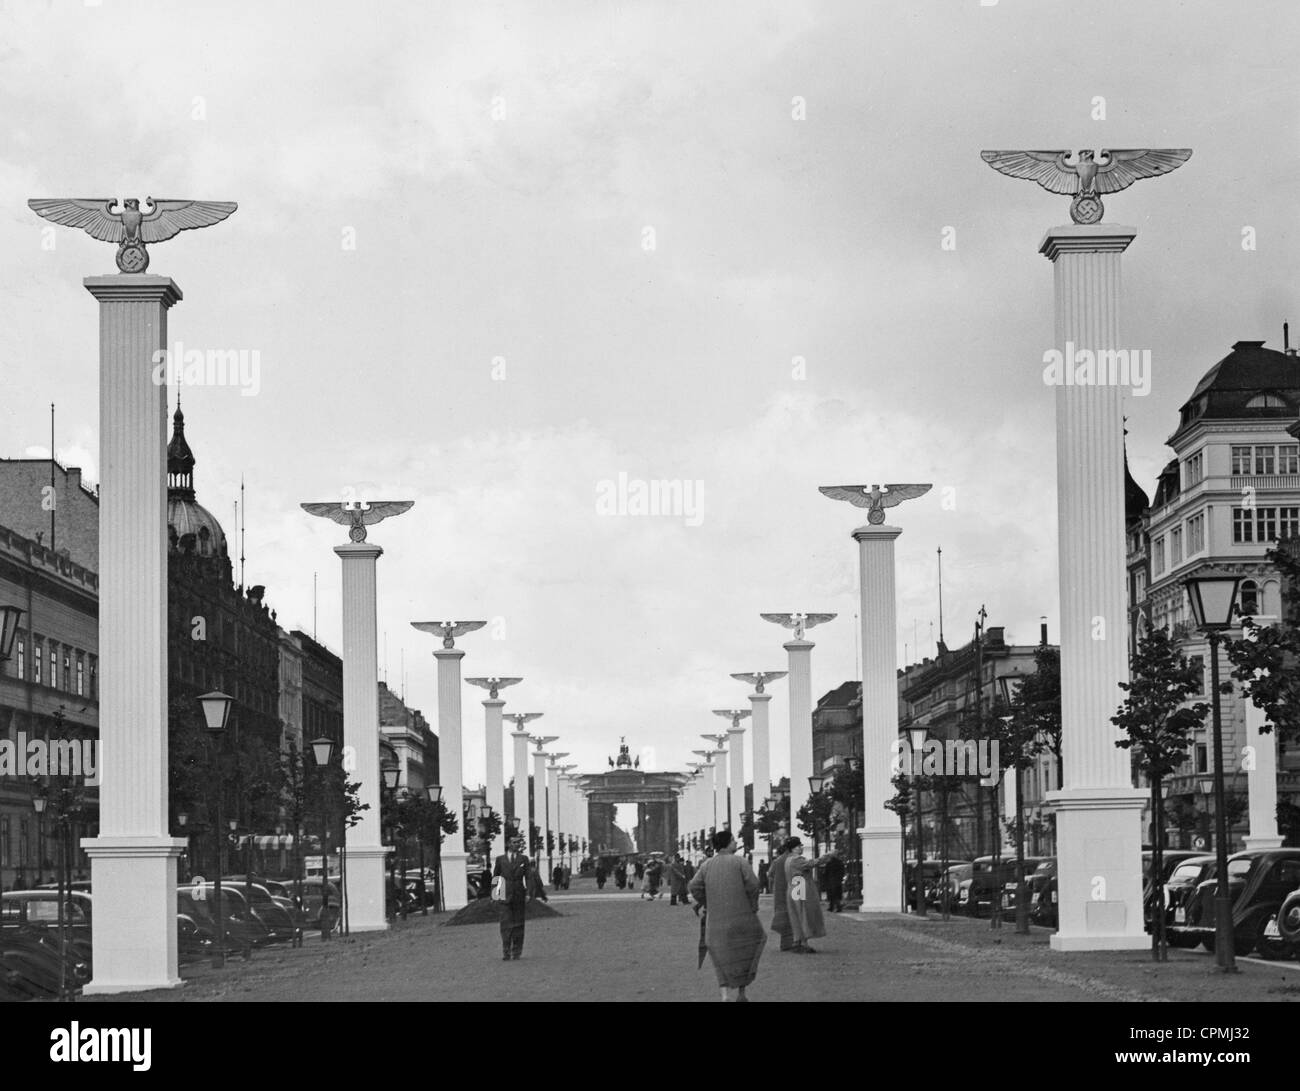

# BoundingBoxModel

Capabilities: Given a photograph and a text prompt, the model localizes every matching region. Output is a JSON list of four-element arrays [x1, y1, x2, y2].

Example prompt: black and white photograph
[[0, 0, 1298, 1053]]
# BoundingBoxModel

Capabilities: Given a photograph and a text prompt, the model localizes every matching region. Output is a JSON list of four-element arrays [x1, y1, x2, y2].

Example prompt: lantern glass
[[197, 690, 233, 733], [426, 784, 443, 803], [32, 795, 46, 815], [1185, 576, 1241, 631], [311, 736, 334, 767], [808, 773, 826, 795], [381, 764, 400, 791]]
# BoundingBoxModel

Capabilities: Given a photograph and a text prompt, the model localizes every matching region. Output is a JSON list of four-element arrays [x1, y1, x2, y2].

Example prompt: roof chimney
[[1286, 321, 1296, 356], [1040, 616, 1048, 645]]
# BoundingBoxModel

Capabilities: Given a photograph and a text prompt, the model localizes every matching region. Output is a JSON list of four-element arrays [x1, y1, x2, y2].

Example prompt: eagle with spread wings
[[301, 500, 414, 542], [466, 677, 523, 699], [28, 197, 238, 273], [730, 670, 788, 693], [979, 149, 1192, 224], [760, 613, 836, 640], [411, 620, 488, 649], [819, 483, 931, 525]]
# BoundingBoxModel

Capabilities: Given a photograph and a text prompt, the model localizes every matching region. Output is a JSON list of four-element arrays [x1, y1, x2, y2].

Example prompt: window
[[1195, 744, 1209, 774], [62, 650, 70, 691], [48, 642, 58, 689], [1188, 655, 1205, 695], [76, 655, 84, 697], [1232, 446, 1253, 474], [1234, 508, 1255, 543], [18, 820, 29, 867], [1188, 513, 1205, 553], [14, 637, 23, 681], [89, 657, 97, 700], [1184, 452, 1204, 487], [1282, 445, 1300, 474], [1258, 507, 1278, 542], [1153, 538, 1166, 575], [1282, 507, 1300, 540], [1171, 527, 1183, 566], [1134, 570, 1147, 600], [1256, 446, 1276, 475], [33, 641, 42, 687], [1239, 581, 1259, 616], [1246, 393, 1289, 409]]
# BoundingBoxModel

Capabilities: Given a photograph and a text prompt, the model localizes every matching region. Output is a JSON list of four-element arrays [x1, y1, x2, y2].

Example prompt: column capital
[[333, 542, 383, 561], [433, 648, 466, 663], [482, 698, 506, 709], [84, 274, 182, 307], [510, 730, 532, 739], [748, 692, 773, 704], [726, 726, 745, 738], [852, 525, 902, 543], [1038, 224, 1137, 261], [783, 639, 814, 652]]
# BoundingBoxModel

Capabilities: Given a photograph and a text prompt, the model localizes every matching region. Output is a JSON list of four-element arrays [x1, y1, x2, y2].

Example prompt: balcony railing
[[1230, 474, 1300, 490]]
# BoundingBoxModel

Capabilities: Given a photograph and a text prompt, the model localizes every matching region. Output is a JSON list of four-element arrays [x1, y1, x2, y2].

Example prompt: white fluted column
[[434, 648, 469, 910], [1041, 224, 1146, 951], [532, 750, 550, 865], [511, 730, 531, 831], [727, 727, 745, 832], [546, 763, 560, 870], [81, 276, 187, 992], [1244, 617, 1283, 849], [854, 526, 904, 912], [785, 640, 814, 845], [750, 693, 774, 808], [483, 699, 506, 860], [332, 543, 388, 929]]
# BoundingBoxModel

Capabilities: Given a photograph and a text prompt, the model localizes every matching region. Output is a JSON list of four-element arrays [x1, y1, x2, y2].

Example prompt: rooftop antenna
[[239, 475, 246, 590], [313, 571, 318, 640], [49, 403, 55, 554], [937, 546, 945, 647]]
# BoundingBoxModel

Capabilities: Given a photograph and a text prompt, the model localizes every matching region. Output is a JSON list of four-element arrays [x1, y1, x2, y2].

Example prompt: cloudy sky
[[2, 0, 1297, 794]]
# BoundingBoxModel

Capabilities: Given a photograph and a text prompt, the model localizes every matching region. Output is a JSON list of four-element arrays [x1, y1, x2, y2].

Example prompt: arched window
[[1239, 579, 1259, 617], [1246, 392, 1289, 409]]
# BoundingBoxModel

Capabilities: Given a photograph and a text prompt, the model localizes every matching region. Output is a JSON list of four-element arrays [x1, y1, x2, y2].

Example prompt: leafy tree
[[1016, 646, 1063, 782], [1112, 626, 1209, 961], [753, 795, 789, 853]]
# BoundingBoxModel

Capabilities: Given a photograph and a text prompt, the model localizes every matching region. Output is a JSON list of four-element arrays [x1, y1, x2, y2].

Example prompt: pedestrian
[[615, 860, 627, 889], [634, 858, 645, 882], [552, 862, 564, 891], [595, 860, 608, 889], [769, 838, 795, 952], [668, 854, 689, 905], [492, 835, 547, 961], [784, 839, 831, 953], [823, 849, 846, 912], [757, 858, 770, 894], [688, 829, 766, 1003]]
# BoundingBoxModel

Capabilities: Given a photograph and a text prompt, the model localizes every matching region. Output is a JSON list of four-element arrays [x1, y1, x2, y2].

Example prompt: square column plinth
[[1040, 225, 1147, 951], [858, 826, 904, 914], [82, 275, 186, 992]]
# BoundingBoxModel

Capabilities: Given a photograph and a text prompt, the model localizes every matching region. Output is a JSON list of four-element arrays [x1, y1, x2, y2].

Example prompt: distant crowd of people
[[591, 854, 696, 902]]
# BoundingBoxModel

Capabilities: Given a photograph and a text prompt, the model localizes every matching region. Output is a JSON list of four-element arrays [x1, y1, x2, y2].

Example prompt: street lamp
[[381, 760, 404, 918], [807, 772, 826, 859], [426, 784, 445, 912], [906, 728, 928, 918], [197, 690, 232, 968], [1185, 572, 1241, 973], [178, 812, 190, 882], [0, 604, 24, 663], [314, 736, 340, 937]]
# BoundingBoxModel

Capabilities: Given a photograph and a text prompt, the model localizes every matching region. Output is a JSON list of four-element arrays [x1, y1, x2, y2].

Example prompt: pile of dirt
[[443, 898, 563, 926]]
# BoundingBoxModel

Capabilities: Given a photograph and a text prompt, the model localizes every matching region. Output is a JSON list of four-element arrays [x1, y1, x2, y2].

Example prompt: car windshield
[[1228, 859, 1253, 880], [1169, 863, 1205, 882]]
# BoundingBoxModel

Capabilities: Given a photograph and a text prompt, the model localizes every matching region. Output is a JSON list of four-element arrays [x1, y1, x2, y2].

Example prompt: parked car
[[1142, 850, 1207, 930], [932, 862, 973, 909], [904, 860, 945, 909], [958, 855, 1047, 917], [176, 887, 259, 958], [293, 877, 343, 934], [1023, 858, 1058, 926], [1157, 855, 1217, 947], [1175, 848, 1300, 958], [1276, 888, 1300, 945]]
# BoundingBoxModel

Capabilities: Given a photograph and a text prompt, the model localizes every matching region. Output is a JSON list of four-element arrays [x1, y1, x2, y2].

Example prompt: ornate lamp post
[[313, 735, 339, 937], [381, 760, 404, 918], [427, 785, 445, 912], [1185, 573, 1242, 973], [807, 773, 827, 860], [198, 691, 232, 968], [906, 728, 927, 918]]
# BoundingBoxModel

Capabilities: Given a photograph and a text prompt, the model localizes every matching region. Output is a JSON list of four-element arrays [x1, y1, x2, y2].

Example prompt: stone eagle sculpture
[[979, 149, 1192, 224], [28, 197, 238, 272], [818, 483, 931, 524], [712, 709, 752, 729], [301, 500, 414, 542], [411, 620, 488, 648], [466, 677, 523, 699], [760, 612, 836, 640], [730, 670, 788, 693]]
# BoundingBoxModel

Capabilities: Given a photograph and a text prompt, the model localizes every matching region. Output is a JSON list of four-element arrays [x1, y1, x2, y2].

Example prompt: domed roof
[[166, 402, 227, 558], [1174, 340, 1300, 439]]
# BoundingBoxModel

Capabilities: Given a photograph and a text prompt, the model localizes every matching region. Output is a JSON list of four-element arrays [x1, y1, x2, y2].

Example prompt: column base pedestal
[[1047, 787, 1149, 952], [1243, 836, 1284, 851], [857, 825, 904, 914], [344, 845, 390, 932], [82, 836, 187, 993], [442, 851, 470, 911]]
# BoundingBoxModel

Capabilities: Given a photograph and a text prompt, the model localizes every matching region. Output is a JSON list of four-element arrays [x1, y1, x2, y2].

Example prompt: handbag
[[491, 874, 507, 902]]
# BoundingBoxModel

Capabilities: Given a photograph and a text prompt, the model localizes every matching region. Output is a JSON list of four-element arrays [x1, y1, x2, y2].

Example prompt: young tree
[[1224, 543, 1300, 746], [796, 791, 836, 854], [1112, 626, 1209, 961]]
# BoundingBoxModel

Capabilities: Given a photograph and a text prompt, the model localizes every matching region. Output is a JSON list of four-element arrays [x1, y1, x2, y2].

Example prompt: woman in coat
[[688, 830, 766, 1002], [784, 838, 831, 953]]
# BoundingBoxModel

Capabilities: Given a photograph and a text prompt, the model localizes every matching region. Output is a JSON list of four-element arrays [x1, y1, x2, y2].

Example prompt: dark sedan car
[[1157, 855, 1216, 947], [959, 855, 1047, 917], [1175, 848, 1300, 957]]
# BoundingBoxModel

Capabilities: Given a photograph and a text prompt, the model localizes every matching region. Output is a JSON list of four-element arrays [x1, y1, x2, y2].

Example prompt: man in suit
[[493, 835, 546, 960]]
